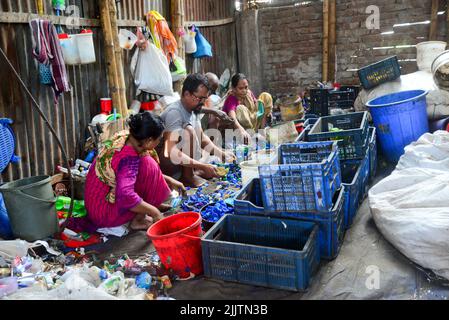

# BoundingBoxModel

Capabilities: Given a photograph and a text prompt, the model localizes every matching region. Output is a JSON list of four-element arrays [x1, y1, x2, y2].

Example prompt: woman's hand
[[240, 129, 252, 144], [199, 163, 220, 179], [220, 150, 236, 163], [165, 175, 187, 196]]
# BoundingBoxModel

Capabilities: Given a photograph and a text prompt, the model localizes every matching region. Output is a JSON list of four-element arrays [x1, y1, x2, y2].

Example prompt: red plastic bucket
[[147, 212, 203, 279], [141, 101, 158, 111]]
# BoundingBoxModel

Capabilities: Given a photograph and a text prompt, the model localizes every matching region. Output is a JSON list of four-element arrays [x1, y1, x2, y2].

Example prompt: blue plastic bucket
[[366, 90, 429, 163]]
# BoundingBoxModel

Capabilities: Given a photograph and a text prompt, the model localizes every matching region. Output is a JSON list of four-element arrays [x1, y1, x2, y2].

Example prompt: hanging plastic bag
[[183, 27, 197, 54], [171, 57, 187, 82], [131, 42, 174, 97], [193, 26, 213, 59]]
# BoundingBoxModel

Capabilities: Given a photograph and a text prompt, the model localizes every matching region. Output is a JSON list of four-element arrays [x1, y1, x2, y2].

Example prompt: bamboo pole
[[329, 0, 336, 83], [171, 0, 185, 60], [171, 0, 185, 94], [322, 0, 329, 83], [108, 0, 128, 115], [100, 0, 122, 114], [429, 0, 439, 40], [447, 0, 449, 43]]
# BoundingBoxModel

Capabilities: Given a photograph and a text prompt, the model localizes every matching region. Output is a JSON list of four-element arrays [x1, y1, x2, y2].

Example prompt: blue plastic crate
[[202, 214, 320, 292], [308, 112, 369, 161], [368, 127, 377, 181], [340, 160, 363, 229], [259, 141, 341, 213], [359, 149, 370, 202], [295, 118, 318, 142], [0, 192, 13, 239], [234, 179, 346, 260], [0, 119, 20, 174], [358, 56, 401, 90]]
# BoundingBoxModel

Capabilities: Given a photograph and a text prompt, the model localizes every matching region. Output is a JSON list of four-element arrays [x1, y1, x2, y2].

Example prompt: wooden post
[[447, 0, 449, 43], [171, 0, 185, 94], [429, 0, 439, 40], [100, 0, 122, 115], [108, 0, 128, 115], [322, 0, 329, 83], [328, 0, 336, 83]]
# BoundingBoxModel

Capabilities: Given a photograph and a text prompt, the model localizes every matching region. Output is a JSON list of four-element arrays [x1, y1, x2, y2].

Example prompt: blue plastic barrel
[[366, 90, 429, 163]]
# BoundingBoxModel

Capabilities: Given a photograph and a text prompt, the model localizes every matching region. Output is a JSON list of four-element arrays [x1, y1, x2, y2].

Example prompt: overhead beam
[[0, 12, 145, 27], [184, 17, 235, 28]]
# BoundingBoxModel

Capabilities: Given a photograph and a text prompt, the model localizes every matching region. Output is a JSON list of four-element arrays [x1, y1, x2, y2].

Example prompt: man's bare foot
[[180, 174, 206, 188], [130, 215, 152, 231]]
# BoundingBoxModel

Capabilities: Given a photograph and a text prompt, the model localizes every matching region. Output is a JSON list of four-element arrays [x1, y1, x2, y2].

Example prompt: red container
[[141, 101, 158, 111], [147, 212, 203, 279], [100, 98, 112, 115]]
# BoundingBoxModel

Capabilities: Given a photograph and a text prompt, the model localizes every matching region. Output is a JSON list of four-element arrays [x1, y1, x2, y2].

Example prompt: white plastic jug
[[417, 41, 447, 72], [119, 29, 138, 50], [76, 30, 96, 64], [59, 34, 81, 65]]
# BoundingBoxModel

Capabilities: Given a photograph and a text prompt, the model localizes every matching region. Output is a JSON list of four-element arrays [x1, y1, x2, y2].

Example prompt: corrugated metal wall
[[0, 0, 166, 182], [184, 0, 238, 77]]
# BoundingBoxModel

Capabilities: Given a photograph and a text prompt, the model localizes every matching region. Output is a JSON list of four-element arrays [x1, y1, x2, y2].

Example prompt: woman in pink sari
[[68, 112, 185, 233]]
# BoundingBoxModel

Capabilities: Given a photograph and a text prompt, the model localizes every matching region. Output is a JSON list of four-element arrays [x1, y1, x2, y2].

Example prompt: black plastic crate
[[358, 56, 401, 90], [308, 112, 369, 161], [309, 87, 360, 117]]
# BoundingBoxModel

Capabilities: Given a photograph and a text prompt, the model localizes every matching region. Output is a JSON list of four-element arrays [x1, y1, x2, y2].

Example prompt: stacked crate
[[307, 111, 373, 229], [234, 141, 346, 261]]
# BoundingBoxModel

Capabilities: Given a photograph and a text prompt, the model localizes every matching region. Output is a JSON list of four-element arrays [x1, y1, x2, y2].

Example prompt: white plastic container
[[119, 29, 138, 50], [416, 41, 447, 72], [432, 50, 449, 91], [59, 34, 81, 65], [240, 156, 273, 186], [76, 30, 96, 64]]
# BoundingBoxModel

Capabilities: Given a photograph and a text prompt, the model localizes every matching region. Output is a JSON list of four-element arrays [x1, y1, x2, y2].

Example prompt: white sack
[[369, 131, 449, 280]]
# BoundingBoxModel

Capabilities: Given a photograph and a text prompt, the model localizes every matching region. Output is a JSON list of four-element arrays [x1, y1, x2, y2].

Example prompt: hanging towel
[[146, 11, 178, 63], [30, 19, 70, 104]]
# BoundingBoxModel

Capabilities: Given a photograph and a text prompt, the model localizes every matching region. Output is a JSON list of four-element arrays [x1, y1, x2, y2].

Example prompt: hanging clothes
[[146, 10, 178, 63], [29, 19, 70, 104]]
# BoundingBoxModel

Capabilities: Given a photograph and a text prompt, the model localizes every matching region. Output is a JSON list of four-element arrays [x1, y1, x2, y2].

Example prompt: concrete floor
[[96, 160, 449, 300]]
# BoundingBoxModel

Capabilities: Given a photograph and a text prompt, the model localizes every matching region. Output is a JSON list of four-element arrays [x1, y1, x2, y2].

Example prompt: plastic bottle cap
[[58, 33, 69, 39], [80, 29, 93, 34]]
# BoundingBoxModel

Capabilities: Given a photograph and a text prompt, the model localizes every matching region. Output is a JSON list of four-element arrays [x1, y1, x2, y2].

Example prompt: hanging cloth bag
[[193, 26, 213, 59]]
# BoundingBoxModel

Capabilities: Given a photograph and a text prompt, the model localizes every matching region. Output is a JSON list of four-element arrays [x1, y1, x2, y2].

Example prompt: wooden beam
[[184, 17, 235, 28], [100, 0, 122, 115], [430, 0, 439, 40], [328, 0, 336, 83], [322, 0, 329, 83], [0, 12, 144, 27], [108, 0, 128, 115]]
